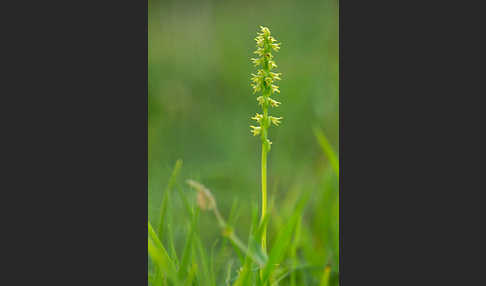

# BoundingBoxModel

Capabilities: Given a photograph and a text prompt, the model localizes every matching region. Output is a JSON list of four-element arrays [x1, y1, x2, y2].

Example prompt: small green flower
[[251, 113, 263, 123], [271, 84, 280, 94], [251, 57, 263, 67], [257, 96, 265, 106], [250, 125, 261, 136], [269, 98, 281, 107], [269, 116, 283, 126], [270, 72, 282, 81]]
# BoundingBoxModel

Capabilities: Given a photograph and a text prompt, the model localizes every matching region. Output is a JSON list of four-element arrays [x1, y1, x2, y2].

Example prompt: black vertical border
[[6, 0, 150, 283]]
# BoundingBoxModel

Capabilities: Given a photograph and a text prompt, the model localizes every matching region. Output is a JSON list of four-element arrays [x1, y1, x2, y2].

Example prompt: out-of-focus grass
[[148, 0, 338, 284], [149, 147, 338, 285]]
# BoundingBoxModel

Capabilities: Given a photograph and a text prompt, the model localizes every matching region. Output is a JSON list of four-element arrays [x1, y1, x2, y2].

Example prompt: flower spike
[[249, 25, 283, 253], [249, 26, 283, 148]]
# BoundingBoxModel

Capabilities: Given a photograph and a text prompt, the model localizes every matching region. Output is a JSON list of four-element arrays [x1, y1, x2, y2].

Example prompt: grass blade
[[261, 194, 309, 284], [232, 207, 259, 286], [158, 159, 183, 239], [166, 219, 179, 267], [313, 127, 339, 178], [224, 199, 244, 264], [290, 216, 302, 286], [180, 207, 199, 277], [148, 221, 177, 281], [225, 259, 234, 286], [184, 263, 198, 286], [195, 236, 211, 286]]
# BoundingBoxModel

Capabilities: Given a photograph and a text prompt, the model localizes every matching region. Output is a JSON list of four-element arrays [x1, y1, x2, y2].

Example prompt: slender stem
[[261, 141, 267, 251], [261, 42, 270, 253]]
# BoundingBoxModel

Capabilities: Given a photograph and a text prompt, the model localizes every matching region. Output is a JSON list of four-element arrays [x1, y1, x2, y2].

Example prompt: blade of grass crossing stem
[[243, 208, 268, 266], [226, 228, 265, 267], [232, 253, 252, 286], [221, 205, 265, 267], [261, 194, 309, 284], [313, 127, 339, 178], [158, 159, 183, 239]]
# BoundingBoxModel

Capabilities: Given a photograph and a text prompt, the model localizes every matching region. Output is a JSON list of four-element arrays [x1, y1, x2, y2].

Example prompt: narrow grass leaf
[[180, 207, 199, 277], [195, 236, 211, 286], [290, 216, 302, 286], [176, 182, 194, 217], [158, 159, 183, 239], [209, 239, 218, 286], [227, 229, 265, 267], [148, 221, 176, 279], [225, 259, 234, 286], [232, 207, 259, 286], [313, 127, 339, 178], [184, 263, 198, 286], [166, 220, 179, 267], [261, 195, 309, 284], [225, 199, 244, 264]]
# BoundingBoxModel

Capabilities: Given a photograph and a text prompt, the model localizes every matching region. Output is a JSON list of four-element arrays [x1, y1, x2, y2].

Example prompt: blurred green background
[[149, 0, 339, 282]]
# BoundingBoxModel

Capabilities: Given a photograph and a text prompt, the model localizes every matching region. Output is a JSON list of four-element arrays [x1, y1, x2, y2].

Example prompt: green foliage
[[148, 155, 339, 285], [313, 127, 339, 178], [261, 195, 308, 284]]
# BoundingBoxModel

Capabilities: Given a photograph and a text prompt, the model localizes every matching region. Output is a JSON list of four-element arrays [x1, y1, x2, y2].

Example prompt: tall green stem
[[261, 141, 268, 251], [261, 89, 269, 252]]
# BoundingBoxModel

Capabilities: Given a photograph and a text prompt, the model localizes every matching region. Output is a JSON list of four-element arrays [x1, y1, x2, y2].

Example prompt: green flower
[[250, 125, 261, 136], [269, 116, 283, 126], [251, 113, 264, 123], [269, 98, 281, 107]]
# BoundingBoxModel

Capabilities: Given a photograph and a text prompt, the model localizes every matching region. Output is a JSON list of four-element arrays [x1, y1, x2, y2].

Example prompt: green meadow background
[[149, 0, 339, 284]]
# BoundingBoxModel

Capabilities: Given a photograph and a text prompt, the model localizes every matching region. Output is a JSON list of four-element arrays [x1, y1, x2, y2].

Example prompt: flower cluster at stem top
[[249, 26, 283, 151]]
